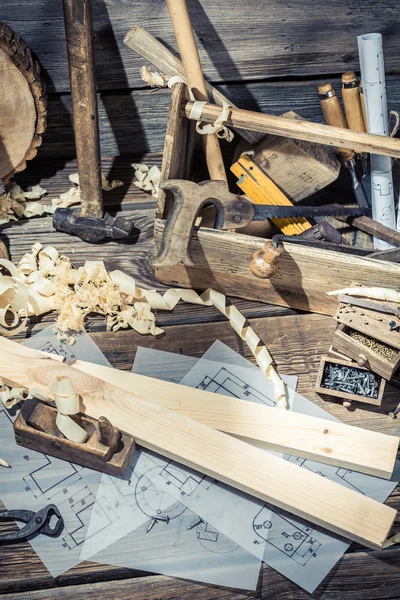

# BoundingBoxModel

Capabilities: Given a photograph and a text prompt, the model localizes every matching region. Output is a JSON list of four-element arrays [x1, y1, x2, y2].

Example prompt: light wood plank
[[0, 337, 395, 549], [50, 356, 399, 479]]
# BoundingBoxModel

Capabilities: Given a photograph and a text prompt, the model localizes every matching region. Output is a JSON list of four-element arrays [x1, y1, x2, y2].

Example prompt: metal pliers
[[0, 504, 64, 543]]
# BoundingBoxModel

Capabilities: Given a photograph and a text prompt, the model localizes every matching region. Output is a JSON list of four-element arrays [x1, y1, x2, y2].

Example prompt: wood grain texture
[[35, 75, 400, 158], [2, 0, 400, 92], [54, 355, 399, 479], [0, 21, 47, 181], [0, 337, 396, 548], [154, 219, 400, 315]]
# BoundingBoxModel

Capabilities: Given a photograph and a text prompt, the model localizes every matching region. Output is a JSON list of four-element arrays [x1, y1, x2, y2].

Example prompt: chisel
[[341, 72, 371, 205], [318, 83, 369, 208]]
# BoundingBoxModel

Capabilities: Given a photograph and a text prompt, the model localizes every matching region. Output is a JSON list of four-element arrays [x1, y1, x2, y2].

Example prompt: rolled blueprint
[[358, 33, 396, 250]]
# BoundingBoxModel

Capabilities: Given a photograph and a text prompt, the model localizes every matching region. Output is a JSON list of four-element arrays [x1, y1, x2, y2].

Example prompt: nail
[[187, 517, 203, 530]]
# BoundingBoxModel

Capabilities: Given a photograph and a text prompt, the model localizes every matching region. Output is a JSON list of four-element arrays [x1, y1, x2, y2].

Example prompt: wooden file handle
[[341, 72, 366, 134], [318, 83, 355, 163], [166, 0, 227, 183]]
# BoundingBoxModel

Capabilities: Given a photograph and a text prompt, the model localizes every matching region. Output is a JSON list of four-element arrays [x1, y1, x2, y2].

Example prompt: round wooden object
[[0, 22, 47, 183]]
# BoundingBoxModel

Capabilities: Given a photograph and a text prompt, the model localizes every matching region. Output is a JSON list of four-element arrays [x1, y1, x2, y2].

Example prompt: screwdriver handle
[[318, 83, 355, 163], [341, 72, 366, 135]]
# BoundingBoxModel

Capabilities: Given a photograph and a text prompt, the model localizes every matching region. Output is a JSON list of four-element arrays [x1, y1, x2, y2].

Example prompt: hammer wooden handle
[[62, 0, 102, 218], [318, 83, 355, 163], [166, 0, 227, 183]]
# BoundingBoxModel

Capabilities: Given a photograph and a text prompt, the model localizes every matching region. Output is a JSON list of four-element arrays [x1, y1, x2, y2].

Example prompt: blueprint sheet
[[122, 341, 399, 593], [0, 328, 111, 577], [80, 344, 264, 589]]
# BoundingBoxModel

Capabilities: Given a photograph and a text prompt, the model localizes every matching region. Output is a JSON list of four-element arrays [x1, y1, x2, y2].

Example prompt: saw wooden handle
[[123, 26, 264, 146], [318, 83, 355, 163], [166, 0, 227, 183]]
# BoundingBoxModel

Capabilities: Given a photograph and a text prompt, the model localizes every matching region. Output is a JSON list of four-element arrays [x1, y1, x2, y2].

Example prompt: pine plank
[[0, 337, 396, 549], [55, 356, 399, 479]]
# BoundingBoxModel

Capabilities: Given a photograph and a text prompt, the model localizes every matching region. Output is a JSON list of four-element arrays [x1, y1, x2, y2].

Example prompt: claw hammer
[[54, 0, 134, 243]]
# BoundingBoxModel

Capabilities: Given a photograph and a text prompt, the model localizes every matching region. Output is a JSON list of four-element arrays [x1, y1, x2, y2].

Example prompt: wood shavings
[[328, 287, 400, 302], [49, 376, 88, 443], [0, 244, 287, 408], [0, 182, 48, 224], [131, 163, 161, 197], [49, 173, 123, 211], [0, 376, 30, 409], [140, 65, 169, 87]]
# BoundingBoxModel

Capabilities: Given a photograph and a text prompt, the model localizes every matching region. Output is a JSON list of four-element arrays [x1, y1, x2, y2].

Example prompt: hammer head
[[53, 208, 135, 243]]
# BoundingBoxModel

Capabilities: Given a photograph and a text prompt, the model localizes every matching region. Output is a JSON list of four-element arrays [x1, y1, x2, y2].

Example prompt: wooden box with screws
[[332, 304, 400, 380], [154, 83, 400, 316], [315, 355, 386, 406]]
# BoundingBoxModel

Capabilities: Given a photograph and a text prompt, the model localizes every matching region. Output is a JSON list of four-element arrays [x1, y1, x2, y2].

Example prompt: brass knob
[[249, 241, 283, 279]]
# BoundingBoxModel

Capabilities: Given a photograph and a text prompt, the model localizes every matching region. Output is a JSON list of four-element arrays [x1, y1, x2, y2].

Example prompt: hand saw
[[154, 179, 370, 267]]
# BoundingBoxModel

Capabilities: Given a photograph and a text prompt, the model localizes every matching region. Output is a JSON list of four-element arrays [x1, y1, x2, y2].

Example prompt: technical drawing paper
[[139, 341, 399, 593], [81, 450, 261, 589], [0, 331, 111, 577]]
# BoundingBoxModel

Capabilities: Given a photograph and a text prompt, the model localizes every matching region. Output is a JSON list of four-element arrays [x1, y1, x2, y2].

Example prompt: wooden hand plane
[[14, 398, 135, 475]]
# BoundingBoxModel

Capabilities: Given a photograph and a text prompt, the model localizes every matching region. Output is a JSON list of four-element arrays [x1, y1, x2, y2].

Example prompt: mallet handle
[[63, 0, 103, 218], [166, 0, 227, 183]]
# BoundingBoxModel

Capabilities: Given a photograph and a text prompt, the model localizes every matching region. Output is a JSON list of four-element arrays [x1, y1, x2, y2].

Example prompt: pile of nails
[[322, 363, 380, 398]]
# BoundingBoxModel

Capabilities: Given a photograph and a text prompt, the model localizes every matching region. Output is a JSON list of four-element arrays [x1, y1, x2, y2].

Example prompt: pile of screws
[[322, 362, 381, 398], [347, 328, 397, 362]]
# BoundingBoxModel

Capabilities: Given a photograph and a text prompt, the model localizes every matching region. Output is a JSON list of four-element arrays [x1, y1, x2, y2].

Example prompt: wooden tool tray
[[332, 304, 400, 380], [154, 83, 400, 316], [315, 355, 386, 406]]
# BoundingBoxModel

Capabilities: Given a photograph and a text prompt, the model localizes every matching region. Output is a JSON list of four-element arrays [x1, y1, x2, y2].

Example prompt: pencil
[[0, 458, 10, 468]]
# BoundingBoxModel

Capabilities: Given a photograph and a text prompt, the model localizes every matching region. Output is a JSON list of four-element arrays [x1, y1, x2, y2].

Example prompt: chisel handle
[[341, 72, 366, 133], [62, 0, 103, 218], [318, 83, 355, 163]]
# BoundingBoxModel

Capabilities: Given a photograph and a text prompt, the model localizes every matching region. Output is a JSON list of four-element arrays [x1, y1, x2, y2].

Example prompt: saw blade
[[252, 205, 371, 220]]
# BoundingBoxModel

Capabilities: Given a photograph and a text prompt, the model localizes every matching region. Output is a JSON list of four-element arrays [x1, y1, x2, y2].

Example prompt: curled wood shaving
[[49, 173, 123, 212], [132, 164, 161, 198], [0, 183, 48, 223], [49, 376, 88, 443], [0, 245, 287, 408], [0, 376, 32, 409], [140, 66, 169, 87], [327, 287, 400, 302]]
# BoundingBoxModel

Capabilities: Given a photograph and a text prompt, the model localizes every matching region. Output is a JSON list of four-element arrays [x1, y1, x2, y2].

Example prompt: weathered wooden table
[[1, 155, 399, 599]]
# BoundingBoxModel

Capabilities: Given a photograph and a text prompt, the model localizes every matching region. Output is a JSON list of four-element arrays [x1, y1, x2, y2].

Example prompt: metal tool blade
[[252, 205, 371, 220], [0, 179, 5, 196], [347, 162, 369, 208], [338, 293, 400, 317], [360, 155, 371, 207]]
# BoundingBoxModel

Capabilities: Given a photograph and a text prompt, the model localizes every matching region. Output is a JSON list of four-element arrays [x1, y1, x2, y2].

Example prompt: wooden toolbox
[[154, 83, 400, 316], [332, 304, 400, 380]]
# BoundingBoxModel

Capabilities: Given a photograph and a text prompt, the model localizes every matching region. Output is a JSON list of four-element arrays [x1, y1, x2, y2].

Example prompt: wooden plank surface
[[62, 356, 399, 479], [1, 337, 396, 548], [37, 75, 400, 158], [2, 0, 400, 92]]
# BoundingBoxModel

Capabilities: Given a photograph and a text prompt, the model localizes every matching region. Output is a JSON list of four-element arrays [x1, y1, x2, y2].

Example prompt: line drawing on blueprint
[[197, 368, 275, 407], [253, 505, 320, 565], [159, 463, 216, 497], [135, 467, 187, 521], [195, 521, 240, 554], [36, 340, 77, 362], [287, 457, 365, 495]]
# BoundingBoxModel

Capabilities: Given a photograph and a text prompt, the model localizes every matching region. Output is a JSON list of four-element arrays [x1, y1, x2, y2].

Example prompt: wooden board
[[0, 337, 396, 549], [0, 22, 46, 182], [154, 220, 400, 315], [36, 75, 400, 159], [52, 355, 399, 479], [3, 1, 400, 92]]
